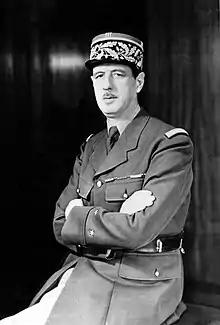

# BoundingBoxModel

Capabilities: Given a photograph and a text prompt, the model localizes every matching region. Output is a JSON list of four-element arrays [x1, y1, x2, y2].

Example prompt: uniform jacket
[[31, 109, 193, 325]]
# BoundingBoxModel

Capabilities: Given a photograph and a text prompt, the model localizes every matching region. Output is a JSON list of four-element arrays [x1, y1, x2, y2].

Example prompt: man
[[0, 32, 193, 325]]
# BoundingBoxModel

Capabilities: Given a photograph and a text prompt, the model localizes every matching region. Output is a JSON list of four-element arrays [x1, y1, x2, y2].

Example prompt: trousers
[[0, 268, 74, 325]]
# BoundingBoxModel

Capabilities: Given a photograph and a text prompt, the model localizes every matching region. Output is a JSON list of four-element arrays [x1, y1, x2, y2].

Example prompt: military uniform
[[30, 108, 193, 325], [0, 32, 193, 325]]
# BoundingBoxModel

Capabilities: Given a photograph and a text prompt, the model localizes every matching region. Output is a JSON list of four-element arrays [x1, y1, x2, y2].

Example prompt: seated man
[[0, 32, 193, 325]]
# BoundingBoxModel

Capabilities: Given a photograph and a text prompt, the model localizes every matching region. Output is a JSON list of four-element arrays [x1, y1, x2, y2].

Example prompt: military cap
[[85, 32, 144, 74]]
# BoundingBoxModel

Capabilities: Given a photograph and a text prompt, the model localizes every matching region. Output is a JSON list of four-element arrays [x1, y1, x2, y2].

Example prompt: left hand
[[65, 199, 83, 219], [120, 190, 156, 214]]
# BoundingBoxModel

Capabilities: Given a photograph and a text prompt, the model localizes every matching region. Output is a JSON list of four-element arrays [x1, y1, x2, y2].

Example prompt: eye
[[94, 73, 104, 79], [112, 71, 125, 78]]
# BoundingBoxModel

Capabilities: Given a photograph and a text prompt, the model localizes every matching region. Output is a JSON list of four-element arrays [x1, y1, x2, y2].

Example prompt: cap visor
[[85, 58, 139, 72]]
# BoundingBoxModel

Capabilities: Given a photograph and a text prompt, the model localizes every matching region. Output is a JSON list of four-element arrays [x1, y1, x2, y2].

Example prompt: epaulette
[[165, 128, 189, 139], [86, 134, 94, 142]]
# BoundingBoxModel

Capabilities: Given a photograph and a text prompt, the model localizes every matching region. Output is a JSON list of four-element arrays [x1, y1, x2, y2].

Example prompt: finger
[[145, 190, 152, 195], [149, 196, 156, 205]]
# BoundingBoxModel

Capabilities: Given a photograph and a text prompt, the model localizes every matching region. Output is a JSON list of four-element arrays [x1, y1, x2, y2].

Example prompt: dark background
[[0, 0, 220, 320]]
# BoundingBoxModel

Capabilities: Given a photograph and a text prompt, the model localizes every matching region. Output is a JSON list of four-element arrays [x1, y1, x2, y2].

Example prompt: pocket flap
[[105, 179, 143, 202], [119, 251, 182, 281]]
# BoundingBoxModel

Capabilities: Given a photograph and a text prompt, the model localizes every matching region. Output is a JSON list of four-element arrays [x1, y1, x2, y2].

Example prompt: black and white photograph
[[0, 0, 220, 324]]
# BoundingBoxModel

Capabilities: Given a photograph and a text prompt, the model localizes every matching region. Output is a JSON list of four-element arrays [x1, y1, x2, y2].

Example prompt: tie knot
[[107, 126, 120, 152], [108, 126, 119, 138]]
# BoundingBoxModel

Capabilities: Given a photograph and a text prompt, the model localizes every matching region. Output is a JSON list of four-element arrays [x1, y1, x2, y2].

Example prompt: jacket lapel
[[92, 109, 150, 177], [89, 130, 108, 173]]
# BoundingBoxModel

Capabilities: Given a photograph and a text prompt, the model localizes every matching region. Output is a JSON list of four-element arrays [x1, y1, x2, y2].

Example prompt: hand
[[120, 190, 156, 214], [65, 199, 83, 219]]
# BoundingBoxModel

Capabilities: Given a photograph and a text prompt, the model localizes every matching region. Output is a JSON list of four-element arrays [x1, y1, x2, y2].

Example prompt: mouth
[[103, 94, 117, 100]]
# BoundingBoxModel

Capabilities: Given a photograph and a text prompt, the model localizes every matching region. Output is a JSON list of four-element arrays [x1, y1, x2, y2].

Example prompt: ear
[[90, 75, 96, 88], [136, 72, 145, 93]]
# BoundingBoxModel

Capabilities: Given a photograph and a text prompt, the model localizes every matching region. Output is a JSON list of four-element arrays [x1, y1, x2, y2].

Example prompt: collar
[[89, 108, 150, 177]]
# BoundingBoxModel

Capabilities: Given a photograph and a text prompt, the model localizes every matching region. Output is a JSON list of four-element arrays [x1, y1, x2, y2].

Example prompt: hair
[[131, 67, 141, 79]]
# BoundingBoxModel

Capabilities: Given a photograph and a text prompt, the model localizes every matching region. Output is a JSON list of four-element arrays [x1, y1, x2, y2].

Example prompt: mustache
[[103, 92, 117, 99]]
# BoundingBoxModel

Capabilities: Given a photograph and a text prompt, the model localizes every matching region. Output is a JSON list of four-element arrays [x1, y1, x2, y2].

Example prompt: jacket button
[[154, 269, 160, 277], [88, 229, 95, 237], [123, 192, 128, 199], [96, 180, 102, 188]]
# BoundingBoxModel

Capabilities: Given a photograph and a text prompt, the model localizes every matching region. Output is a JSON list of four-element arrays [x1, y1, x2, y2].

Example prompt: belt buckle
[[156, 239, 163, 253], [179, 238, 185, 254], [105, 249, 113, 259], [76, 245, 83, 256], [105, 249, 118, 260]]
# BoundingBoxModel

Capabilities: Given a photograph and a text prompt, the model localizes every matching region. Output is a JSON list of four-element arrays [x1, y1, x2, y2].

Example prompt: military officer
[[0, 32, 193, 325]]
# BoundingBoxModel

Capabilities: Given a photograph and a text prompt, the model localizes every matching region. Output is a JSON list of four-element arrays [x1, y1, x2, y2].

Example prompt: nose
[[103, 74, 113, 90]]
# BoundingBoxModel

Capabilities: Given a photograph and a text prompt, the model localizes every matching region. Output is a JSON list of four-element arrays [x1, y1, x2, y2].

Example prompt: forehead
[[92, 64, 132, 74]]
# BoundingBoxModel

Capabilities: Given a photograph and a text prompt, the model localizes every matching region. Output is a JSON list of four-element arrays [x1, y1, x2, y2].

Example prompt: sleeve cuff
[[61, 206, 94, 245]]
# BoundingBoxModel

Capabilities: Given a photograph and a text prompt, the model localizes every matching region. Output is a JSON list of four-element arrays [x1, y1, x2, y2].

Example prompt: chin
[[99, 103, 120, 117]]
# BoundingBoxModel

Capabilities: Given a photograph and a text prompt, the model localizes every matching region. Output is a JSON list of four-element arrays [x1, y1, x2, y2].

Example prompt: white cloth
[[0, 268, 74, 325]]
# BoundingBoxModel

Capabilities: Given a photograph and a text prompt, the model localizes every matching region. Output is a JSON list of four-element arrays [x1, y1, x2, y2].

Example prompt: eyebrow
[[93, 68, 127, 76]]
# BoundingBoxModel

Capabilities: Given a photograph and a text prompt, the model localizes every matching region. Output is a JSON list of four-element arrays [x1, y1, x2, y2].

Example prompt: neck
[[107, 103, 141, 135]]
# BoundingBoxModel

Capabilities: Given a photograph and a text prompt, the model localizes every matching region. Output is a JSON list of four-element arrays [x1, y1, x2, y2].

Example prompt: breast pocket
[[105, 178, 144, 202]]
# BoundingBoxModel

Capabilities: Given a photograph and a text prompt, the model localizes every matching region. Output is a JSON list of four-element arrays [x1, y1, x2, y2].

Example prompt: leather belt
[[76, 232, 184, 261]]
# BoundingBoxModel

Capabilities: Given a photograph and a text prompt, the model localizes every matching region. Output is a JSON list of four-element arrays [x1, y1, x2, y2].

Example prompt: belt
[[76, 232, 184, 261]]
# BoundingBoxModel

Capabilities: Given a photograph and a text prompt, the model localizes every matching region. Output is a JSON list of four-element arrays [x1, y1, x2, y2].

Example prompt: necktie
[[107, 126, 120, 153]]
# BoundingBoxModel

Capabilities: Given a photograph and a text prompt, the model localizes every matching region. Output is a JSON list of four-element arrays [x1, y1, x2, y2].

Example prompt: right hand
[[65, 199, 83, 219]]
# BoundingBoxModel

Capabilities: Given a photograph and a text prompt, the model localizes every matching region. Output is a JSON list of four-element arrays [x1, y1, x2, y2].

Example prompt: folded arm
[[54, 134, 193, 251]]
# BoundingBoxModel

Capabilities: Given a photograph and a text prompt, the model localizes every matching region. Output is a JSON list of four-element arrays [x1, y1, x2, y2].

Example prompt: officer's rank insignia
[[165, 128, 189, 139], [86, 134, 94, 142]]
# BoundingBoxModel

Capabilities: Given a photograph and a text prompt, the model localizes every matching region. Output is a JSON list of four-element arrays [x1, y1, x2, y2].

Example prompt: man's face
[[91, 64, 144, 119]]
